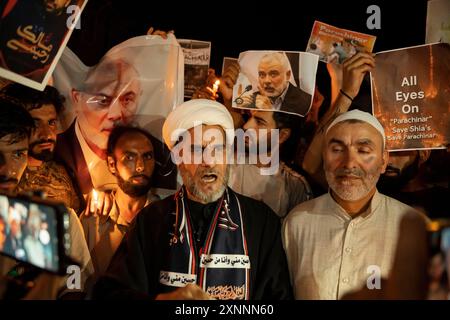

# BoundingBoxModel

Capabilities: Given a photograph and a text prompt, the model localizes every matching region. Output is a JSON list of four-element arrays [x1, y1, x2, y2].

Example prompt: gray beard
[[325, 170, 380, 202], [182, 166, 230, 203]]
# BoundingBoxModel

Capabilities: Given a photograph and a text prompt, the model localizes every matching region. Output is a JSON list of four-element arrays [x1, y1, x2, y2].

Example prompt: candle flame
[[92, 189, 98, 205], [212, 80, 220, 93]]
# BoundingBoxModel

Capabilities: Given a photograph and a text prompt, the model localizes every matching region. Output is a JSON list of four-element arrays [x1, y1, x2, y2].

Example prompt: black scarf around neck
[[159, 187, 250, 300]]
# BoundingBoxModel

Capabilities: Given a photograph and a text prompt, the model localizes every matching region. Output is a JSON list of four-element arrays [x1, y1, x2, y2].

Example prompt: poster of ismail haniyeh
[[52, 34, 184, 195], [371, 42, 450, 151], [0, 0, 88, 90], [232, 50, 318, 117]]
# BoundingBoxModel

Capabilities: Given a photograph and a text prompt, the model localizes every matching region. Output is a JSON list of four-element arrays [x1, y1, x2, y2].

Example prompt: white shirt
[[282, 190, 423, 300], [270, 84, 289, 110], [75, 121, 117, 191], [228, 162, 312, 218]]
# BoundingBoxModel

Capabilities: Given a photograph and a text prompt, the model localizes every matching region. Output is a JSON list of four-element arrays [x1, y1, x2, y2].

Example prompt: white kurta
[[282, 190, 422, 300], [228, 163, 312, 218]]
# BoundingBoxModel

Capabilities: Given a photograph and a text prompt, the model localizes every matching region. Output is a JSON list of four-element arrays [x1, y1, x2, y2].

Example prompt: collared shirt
[[270, 84, 289, 110], [228, 162, 312, 218], [75, 120, 117, 191], [81, 191, 158, 275], [282, 190, 423, 300]]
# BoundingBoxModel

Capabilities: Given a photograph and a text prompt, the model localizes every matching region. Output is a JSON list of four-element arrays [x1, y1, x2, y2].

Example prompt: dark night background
[[68, 0, 429, 72], [67, 0, 429, 111]]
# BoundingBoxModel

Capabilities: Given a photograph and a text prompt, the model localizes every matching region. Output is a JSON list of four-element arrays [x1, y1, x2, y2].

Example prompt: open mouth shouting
[[201, 172, 218, 183]]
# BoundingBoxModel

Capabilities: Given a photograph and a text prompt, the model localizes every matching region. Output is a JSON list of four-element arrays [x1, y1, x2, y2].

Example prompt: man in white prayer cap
[[282, 110, 426, 300], [93, 99, 293, 300]]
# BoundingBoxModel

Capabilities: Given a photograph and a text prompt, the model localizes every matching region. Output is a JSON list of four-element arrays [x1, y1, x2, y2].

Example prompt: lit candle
[[212, 80, 220, 95], [92, 189, 98, 210]]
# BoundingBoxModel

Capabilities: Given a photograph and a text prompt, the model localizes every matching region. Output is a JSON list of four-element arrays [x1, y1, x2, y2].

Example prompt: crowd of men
[[0, 30, 448, 300]]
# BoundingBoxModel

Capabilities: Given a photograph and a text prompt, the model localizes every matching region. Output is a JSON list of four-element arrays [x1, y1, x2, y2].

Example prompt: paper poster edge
[[311, 20, 377, 40], [375, 42, 443, 55], [42, 0, 89, 87], [0, 67, 44, 90]]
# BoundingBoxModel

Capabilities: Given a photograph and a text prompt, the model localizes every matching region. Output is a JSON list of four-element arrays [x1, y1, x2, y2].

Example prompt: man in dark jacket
[[93, 99, 293, 300]]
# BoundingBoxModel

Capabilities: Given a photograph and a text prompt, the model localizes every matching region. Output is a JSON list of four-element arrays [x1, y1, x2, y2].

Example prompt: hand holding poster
[[178, 39, 211, 100], [306, 21, 376, 64], [220, 57, 239, 104], [371, 43, 450, 151], [232, 51, 318, 117], [0, 0, 88, 90]]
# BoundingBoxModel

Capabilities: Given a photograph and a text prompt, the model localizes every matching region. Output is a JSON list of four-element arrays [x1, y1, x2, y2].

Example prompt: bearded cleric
[[93, 99, 293, 300], [282, 110, 425, 300]]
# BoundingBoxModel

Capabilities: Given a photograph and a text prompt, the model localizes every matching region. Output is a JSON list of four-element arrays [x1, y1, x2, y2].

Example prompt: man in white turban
[[93, 99, 293, 300], [282, 110, 426, 300]]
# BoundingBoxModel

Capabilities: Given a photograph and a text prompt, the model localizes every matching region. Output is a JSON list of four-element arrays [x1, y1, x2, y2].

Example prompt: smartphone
[[0, 193, 72, 275]]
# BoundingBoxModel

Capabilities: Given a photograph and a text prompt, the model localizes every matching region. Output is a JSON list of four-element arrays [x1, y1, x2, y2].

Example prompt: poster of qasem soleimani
[[371, 43, 450, 151], [52, 34, 184, 195], [232, 51, 318, 117], [0, 0, 87, 91]]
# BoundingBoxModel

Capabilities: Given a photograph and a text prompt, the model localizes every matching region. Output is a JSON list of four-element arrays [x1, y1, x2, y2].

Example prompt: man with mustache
[[192, 62, 313, 218], [1, 83, 82, 212], [228, 109, 312, 218], [239, 52, 312, 116], [81, 126, 158, 277], [93, 99, 292, 300], [0, 100, 93, 299], [377, 150, 450, 219], [282, 110, 425, 299], [56, 57, 142, 195]]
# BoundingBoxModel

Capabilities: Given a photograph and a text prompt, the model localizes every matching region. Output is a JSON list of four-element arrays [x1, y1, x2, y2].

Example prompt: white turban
[[326, 109, 386, 147], [162, 99, 234, 150]]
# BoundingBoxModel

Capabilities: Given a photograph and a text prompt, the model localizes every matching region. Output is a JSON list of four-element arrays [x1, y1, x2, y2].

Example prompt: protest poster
[[371, 43, 450, 151], [232, 50, 318, 117], [178, 39, 211, 100], [0, 0, 87, 90], [426, 0, 450, 44], [52, 34, 184, 194], [306, 20, 376, 64]]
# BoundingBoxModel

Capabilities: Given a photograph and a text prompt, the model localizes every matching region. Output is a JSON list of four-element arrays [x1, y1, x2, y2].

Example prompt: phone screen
[[0, 194, 60, 272]]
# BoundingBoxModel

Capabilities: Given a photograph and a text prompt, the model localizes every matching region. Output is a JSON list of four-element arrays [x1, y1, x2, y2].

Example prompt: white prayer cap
[[326, 109, 386, 147], [162, 99, 234, 150]]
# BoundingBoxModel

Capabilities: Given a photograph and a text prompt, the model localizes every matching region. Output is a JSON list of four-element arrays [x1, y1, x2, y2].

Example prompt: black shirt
[[186, 198, 218, 250], [92, 189, 293, 300]]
